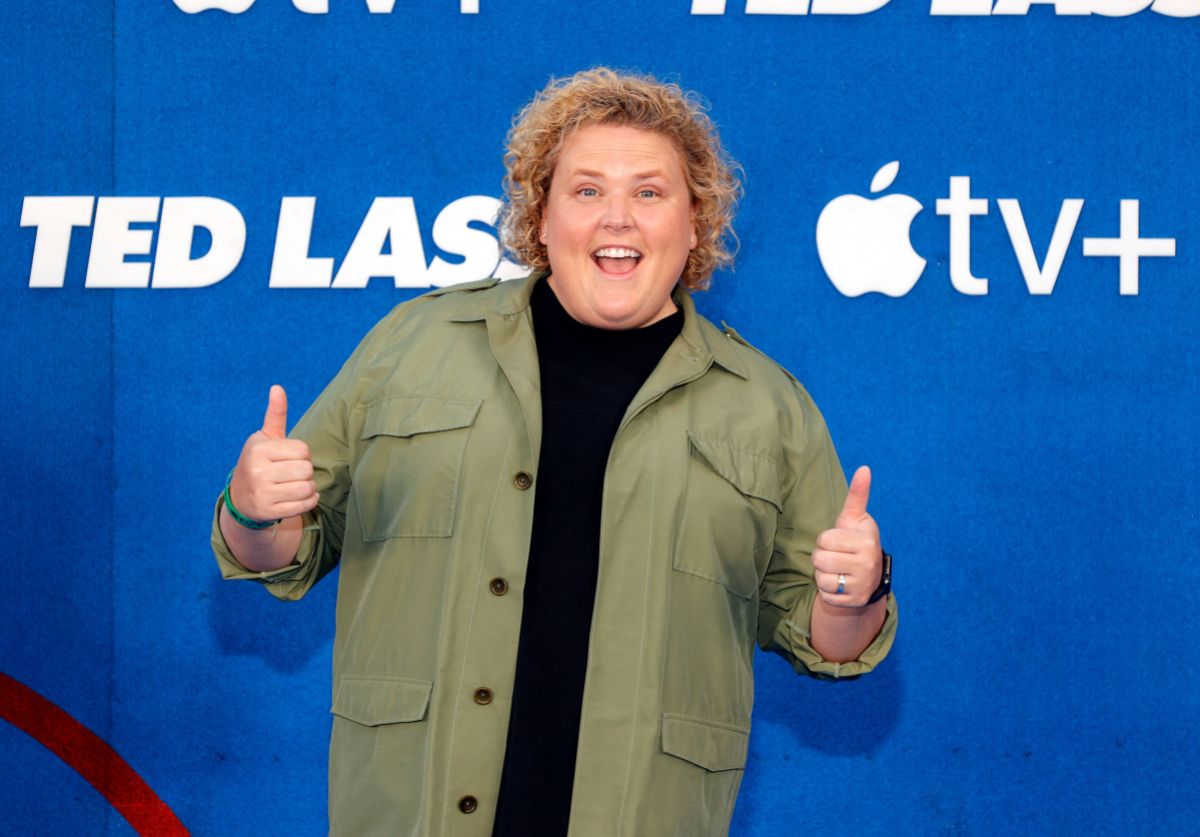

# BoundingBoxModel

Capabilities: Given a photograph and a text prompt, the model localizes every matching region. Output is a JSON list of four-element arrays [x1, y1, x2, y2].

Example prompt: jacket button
[[474, 687, 493, 705], [513, 471, 533, 490], [489, 577, 508, 596], [458, 795, 478, 814]]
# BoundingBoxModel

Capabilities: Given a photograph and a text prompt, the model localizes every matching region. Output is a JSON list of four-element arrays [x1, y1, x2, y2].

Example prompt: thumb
[[836, 465, 872, 527], [261, 384, 288, 439]]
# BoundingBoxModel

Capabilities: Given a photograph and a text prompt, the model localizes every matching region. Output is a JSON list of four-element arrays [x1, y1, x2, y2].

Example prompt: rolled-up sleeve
[[210, 498, 334, 601], [756, 385, 898, 679]]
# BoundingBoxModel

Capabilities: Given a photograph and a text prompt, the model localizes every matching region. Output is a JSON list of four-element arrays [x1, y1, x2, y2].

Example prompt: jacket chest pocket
[[351, 396, 482, 542], [673, 432, 782, 600]]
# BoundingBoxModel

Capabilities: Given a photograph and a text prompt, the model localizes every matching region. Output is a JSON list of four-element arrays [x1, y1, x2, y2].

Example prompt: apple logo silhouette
[[173, 0, 257, 13], [816, 161, 926, 297]]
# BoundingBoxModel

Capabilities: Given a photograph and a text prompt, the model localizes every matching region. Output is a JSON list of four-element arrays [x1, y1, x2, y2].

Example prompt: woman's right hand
[[228, 384, 320, 526]]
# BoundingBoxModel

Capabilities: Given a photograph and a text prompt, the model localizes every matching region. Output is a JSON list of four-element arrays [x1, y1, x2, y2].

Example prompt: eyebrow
[[568, 168, 670, 180]]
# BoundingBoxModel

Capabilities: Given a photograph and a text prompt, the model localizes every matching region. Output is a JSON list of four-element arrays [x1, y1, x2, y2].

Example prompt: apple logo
[[172, 0, 257, 13], [816, 161, 926, 297]]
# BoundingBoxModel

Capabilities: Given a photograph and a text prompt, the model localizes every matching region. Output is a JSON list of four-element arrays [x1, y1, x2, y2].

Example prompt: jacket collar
[[448, 272, 748, 380]]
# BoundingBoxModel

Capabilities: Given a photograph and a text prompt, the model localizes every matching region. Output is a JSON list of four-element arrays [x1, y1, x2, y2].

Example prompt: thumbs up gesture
[[812, 465, 884, 608], [227, 385, 319, 527]]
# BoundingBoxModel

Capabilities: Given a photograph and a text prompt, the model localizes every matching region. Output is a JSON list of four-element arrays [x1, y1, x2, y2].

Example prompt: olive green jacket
[[212, 273, 897, 837]]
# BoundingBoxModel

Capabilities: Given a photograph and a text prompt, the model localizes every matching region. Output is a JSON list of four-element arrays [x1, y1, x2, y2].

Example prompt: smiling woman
[[212, 66, 896, 837], [498, 67, 741, 293], [540, 124, 696, 329]]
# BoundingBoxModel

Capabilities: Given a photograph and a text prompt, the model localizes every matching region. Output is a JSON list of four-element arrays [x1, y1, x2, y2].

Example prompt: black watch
[[867, 549, 892, 604]]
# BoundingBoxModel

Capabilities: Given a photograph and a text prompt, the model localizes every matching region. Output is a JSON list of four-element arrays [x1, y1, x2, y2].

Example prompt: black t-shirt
[[492, 278, 683, 837]]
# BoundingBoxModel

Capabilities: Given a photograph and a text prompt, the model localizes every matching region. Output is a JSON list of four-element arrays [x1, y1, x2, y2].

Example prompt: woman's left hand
[[812, 465, 882, 609]]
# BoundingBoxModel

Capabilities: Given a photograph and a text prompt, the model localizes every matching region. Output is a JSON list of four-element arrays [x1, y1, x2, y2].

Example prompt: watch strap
[[867, 549, 892, 604]]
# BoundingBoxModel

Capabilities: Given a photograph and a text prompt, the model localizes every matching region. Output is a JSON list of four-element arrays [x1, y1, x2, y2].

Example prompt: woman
[[213, 67, 895, 837]]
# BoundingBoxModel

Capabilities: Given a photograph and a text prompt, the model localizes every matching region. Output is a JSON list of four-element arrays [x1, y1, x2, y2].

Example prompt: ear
[[689, 206, 698, 250], [538, 220, 548, 245]]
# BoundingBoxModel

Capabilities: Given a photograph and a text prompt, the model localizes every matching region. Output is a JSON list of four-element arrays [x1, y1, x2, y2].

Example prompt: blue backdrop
[[2, 1, 1198, 834]]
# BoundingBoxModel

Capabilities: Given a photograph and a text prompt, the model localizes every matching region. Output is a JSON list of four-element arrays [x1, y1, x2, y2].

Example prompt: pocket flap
[[361, 396, 481, 440], [661, 713, 749, 772], [687, 433, 782, 511], [330, 675, 433, 726]]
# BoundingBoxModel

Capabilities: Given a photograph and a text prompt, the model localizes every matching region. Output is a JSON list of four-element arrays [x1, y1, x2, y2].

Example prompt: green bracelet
[[223, 469, 280, 530]]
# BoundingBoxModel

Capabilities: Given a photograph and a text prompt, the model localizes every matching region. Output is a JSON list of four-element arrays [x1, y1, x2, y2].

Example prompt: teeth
[[594, 247, 642, 259]]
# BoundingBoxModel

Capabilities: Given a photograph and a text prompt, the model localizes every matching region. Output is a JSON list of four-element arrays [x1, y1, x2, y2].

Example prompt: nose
[[601, 193, 633, 232]]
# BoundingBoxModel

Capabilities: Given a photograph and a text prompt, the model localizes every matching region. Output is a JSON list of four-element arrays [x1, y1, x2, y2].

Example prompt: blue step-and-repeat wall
[[2, 1, 1198, 835]]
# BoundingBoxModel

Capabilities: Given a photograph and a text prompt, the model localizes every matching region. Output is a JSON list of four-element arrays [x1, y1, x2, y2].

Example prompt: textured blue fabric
[[2, 2, 1198, 835]]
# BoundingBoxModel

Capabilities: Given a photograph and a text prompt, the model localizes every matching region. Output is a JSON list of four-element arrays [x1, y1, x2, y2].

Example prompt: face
[[539, 123, 697, 330]]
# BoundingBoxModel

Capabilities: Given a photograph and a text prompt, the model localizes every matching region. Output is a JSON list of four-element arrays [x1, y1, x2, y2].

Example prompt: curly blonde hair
[[497, 67, 741, 291]]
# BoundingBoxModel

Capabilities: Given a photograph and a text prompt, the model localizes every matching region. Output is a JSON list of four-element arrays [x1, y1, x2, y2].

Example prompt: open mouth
[[592, 246, 642, 275]]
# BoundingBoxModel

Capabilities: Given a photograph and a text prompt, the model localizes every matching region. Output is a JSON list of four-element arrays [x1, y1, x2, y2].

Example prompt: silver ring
[[836, 573, 847, 595]]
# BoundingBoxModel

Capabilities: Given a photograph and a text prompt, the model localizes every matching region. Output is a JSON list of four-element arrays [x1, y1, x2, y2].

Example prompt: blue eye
[[579, 187, 598, 197], [639, 189, 659, 198]]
